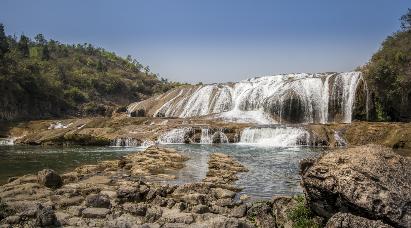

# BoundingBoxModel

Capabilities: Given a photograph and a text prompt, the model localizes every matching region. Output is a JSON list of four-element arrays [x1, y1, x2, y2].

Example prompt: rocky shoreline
[[0, 144, 409, 227]]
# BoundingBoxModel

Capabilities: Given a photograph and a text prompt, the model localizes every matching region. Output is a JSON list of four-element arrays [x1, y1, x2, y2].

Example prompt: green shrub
[[287, 195, 320, 228]]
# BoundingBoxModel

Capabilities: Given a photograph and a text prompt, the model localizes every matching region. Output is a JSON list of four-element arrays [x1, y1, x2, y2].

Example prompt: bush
[[287, 195, 320, 228]]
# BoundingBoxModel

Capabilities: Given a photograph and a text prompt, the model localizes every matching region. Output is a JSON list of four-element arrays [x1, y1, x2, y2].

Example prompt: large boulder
[[301, 145, 411, 227], [326, 212, 393, 228], [37, 169, 63, 189]]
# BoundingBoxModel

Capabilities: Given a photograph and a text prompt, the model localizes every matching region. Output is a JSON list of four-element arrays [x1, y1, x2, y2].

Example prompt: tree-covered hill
[[361, 9, 411, 121], [0, 24, 181, 121]]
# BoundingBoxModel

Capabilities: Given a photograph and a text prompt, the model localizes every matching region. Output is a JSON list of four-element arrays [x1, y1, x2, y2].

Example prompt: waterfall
[[0, 138, 14, 146], [128, 72, 369, 124], [334, 131, 347, 147], [112, 137, 140, 147], [158, 127, 192, 144], [200, 128, 212, 144], [238, 127, 310, 147], [213, 131, 229, 143]]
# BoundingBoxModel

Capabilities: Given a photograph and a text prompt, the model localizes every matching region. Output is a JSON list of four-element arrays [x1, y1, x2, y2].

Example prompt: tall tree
[[401, 8, 411, 31], [0, 23, 9, 58], [34, 33, 47, 45], [18, 35, 30, 57]]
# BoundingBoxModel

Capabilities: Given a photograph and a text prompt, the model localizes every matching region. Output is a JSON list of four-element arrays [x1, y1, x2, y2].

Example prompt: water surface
[[162, 144, 321, 199], [0, 145, 143, 184]]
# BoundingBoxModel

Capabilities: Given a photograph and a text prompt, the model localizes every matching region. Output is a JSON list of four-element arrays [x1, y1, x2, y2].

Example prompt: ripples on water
[[162, 144, 321, 199], [0, 145, 144, 184], [0, 144, 321, 199]]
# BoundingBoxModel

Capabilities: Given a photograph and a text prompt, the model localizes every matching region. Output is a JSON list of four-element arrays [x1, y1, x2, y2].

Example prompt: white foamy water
[[128, 72, 368, 124], [157, 128, 192, 144], [112, 137, 140, 147], [238, 127, 310, 147], [0, 138, 14, 146]]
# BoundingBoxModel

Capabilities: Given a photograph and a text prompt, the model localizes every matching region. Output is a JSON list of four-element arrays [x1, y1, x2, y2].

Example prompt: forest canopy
[[0, 23, 181, 121]]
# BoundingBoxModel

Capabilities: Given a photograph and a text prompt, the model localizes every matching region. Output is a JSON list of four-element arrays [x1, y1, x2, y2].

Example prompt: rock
[[37, 169, 63, 188], [123, 203, 147, 216], [301, 145, 411, 227], [85, 193, 111, 208], [231, 204, 247, 218], [35, 206, 58, 227], [56, 195, 84, 208], [2, 215, 21, 224], [145, 207, 162, 223], [240, 194, 250, 201], [326, 212, 394, 228], [247, 201, 275, 228], [271, 196, 297, 228], [212, 188, 236, 199], [117, 186, 144, 203], [81, 207, 110, 218], [192, 204, 209, 214]]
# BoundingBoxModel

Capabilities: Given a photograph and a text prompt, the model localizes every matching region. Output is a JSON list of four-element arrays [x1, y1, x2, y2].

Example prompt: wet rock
[[326, 212, 393, 228], [85, 193, 111, 208], [35, 206, 58, 227], [81, 207, 110, 218], [301, 145, 411, 227], [37, 169, 63, 189], [247, 201, 275, 228]]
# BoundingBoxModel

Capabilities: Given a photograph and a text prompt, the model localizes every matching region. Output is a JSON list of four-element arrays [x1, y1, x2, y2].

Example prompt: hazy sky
[[1, 0, 410, 83]]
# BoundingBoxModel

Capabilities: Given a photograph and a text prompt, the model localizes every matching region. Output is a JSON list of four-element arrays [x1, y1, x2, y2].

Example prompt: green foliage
[[362, 9, 411, 121], [0, 23, 182, 121], [401, 8, 411, 31], [287, 195, 320, 228]]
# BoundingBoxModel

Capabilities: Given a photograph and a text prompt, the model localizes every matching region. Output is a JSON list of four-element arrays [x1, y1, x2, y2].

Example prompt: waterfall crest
[[128, 72, 368, 124]]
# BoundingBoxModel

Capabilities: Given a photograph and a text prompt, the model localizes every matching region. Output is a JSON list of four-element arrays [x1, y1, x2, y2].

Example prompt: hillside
[[0, 23, 181, 121], [361, 9, 411, 121]]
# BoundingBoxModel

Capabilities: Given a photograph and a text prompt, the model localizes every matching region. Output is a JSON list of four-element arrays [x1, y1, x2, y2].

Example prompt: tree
[[400, 8, 411, 31], [42, 45, 50, 60], [34, 33, 47, 45], [18, 35, 30, 57], [0, 23, 9, 58]]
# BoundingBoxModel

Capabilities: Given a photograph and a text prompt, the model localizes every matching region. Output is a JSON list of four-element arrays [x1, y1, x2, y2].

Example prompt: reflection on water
[[0, 145, 144, 184], [162, 144, 321, 199], [1, 143, 323, 199]]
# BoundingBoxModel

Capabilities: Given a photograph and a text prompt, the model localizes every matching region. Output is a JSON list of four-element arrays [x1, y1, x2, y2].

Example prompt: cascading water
[[0, 138, 14, 146], [158, 127, 192, 144], [112, 137, 140, 147], [128, 72, 369, 124], [238, 127, 310, 147], [200, 128, 212, 144]]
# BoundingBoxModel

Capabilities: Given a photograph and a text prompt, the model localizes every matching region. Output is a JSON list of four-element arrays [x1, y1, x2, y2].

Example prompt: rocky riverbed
[[0, 144, 409, 228]]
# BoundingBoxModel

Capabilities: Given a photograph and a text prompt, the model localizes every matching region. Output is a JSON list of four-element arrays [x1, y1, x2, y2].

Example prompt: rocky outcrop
[[0, 147, 256, 227], [37, 169, 63, 189], [326, 212, 393, 228], [301, 145, 411, 227]]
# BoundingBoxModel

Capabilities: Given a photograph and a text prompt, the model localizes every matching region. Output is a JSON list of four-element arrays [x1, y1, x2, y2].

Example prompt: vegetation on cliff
[[361, 9, 411, 121], [0, 23, 182, 121]]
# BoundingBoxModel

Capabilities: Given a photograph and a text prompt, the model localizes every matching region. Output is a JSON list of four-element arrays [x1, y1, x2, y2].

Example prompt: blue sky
[[1, 0, 410, 83]]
